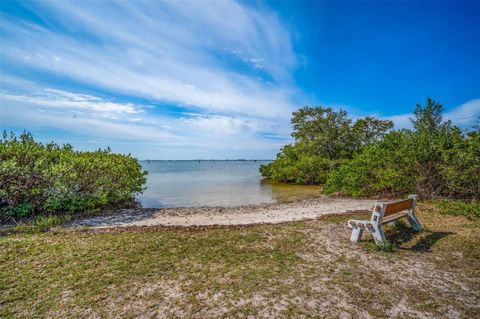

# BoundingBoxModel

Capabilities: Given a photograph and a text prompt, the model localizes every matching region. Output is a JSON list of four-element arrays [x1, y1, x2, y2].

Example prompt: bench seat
[[381, 211, 409, 224]]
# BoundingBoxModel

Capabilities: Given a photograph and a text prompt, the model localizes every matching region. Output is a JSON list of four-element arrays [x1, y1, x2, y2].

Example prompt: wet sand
[[69, 196, 378, 228]]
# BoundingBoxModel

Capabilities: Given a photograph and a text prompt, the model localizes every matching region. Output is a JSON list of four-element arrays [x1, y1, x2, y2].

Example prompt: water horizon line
[[139, 159, 274, 162]]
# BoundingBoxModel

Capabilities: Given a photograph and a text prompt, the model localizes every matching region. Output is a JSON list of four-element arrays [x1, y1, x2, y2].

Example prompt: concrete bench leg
[[407, 212, 422, 232], [372, 225, 386, 244], [350, 227, 364, 243]]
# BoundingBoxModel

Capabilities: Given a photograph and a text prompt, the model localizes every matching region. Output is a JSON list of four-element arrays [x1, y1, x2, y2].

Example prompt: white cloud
[[0, 1, 301, 158], [179, 114, 259, 135], [384, 113, 412, 129], [0, 1, 299, 119], [1, 89, 143, 116], [0, 88, 289, 157], [445, 99, 480, 127], [2, 86, 477, 159], [0, 97, 180, 143]]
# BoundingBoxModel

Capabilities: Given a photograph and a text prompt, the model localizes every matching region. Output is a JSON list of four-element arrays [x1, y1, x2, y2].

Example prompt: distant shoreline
[[140, 159, 274, 162]]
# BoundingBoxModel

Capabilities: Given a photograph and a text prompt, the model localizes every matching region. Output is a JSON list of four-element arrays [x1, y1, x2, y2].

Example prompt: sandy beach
[[69, 196, 378, 228]]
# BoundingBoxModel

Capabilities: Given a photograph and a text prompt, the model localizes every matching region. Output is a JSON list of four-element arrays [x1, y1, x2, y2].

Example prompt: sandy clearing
[[69, 196, 379, 228]]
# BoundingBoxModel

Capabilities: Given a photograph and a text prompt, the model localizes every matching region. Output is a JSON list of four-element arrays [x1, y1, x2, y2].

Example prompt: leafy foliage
[[0, 131, 147, 221], [325, 99, 479, 199], [411, 98, 445, 133], [324, 131, 417, 197], [260, 107, 393, 184], [259, 145, 342, 184], [438, 131, 480, 199], [289, 107, 393, 159], [261, 99, 480, 200]]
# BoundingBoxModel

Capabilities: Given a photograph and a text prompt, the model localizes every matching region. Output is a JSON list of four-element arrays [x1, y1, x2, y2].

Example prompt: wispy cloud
[[1, 1, 298, 119], [0, 0, 300, 158], [0, 87, 287, 158], [445, 99, 480, 127], [0, 0, 302, 158], [1, 89, 143, 117], [1, 94, 180, 142]]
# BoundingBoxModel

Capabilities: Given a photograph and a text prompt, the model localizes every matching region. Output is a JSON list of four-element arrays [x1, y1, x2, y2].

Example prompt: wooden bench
[[347, 195, 422, 244]]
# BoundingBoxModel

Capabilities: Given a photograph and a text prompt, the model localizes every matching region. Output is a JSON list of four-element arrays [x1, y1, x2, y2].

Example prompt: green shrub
[[325, 131, 417, 197], [260, 144, 341, 184], [267, 98, 479, 201], [325, 100, 479, 200], [260, 106, 393, 185], [439, 131, 480, 199], [2, 203, 34, 220], [0, 131, 147, 221]]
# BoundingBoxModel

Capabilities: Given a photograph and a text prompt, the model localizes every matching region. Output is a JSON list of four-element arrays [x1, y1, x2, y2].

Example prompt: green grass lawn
[[1, 202, 479, 318]]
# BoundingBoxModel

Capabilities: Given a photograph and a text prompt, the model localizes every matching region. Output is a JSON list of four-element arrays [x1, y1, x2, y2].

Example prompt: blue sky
[[1, 0, 479, 159]]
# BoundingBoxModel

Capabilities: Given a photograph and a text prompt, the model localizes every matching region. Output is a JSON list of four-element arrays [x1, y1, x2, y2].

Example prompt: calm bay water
[[137, 160, 322, 208]]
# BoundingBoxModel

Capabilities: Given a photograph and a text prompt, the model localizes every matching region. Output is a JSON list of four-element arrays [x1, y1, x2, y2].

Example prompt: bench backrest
[[372, 195, 417, 223], [383, 198, 414, 216]]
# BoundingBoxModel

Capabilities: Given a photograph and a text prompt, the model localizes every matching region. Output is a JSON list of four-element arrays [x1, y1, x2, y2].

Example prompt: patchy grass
[[433, 199, 480, 219], [1, 201, 479, 318], [3, 215, 71, 235], [363, 239, 399, 253]]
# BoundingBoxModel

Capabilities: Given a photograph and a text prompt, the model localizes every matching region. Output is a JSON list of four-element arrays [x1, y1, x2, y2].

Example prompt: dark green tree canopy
[[351, 116, 394, 149], [290, 106, 393, 159], [411, 97, 447, 134], [261, 98, 479, 200]]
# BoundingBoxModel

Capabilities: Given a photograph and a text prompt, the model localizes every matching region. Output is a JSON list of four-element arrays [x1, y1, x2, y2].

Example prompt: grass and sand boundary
[[67, 196, 378, 228]]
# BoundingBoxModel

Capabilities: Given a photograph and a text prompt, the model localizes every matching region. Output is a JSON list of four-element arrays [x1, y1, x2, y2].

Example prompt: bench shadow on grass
[[386, 221, 454, 253]]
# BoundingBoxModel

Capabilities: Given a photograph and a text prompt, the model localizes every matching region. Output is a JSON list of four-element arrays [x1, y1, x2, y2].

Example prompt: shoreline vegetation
[[260, 98, 480, 201], [0, 98, 479, 228], [142, 159, 273, 162], [0, 131, 146, 225]]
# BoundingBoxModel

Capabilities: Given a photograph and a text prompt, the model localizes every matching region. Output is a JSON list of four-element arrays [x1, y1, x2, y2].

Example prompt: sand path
[[69, 196, 378, 228]]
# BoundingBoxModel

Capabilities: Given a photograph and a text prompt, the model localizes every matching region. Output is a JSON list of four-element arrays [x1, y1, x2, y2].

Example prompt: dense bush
[[439, 131, 480, 199], [325, 99, 479, 199], [324, 131, 418, 197], [259, 144, 342, 184], [262, 98, 480, 200], [0, 131, 147, 221], [260, 107, 393, 184]]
